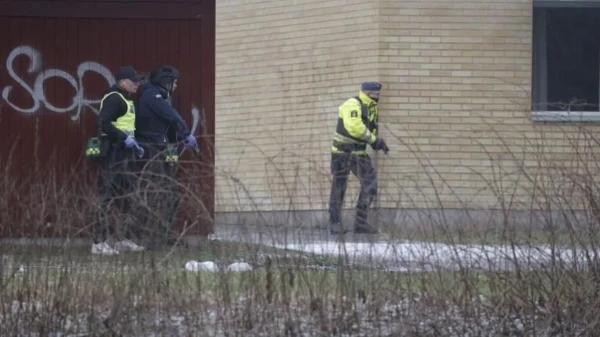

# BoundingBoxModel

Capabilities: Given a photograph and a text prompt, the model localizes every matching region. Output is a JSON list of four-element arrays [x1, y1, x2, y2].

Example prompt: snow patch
[[273, 240, 597, 271], [226, 262, 253, 272], [184, 261, 219, 272]]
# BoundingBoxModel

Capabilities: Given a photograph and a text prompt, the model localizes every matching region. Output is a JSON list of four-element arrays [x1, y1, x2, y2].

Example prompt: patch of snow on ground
[[184, 261, 219, 272], [226, 262, 253, 272], [272, 240, 598, 271]]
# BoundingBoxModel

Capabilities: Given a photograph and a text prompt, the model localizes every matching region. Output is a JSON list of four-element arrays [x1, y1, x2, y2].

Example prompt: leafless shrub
[[3, 96, 600, 336]]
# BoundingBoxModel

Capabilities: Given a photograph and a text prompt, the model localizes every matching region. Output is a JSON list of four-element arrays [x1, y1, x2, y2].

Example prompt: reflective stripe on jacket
[[100, 91, 136, 135], [331, 91, 378, 155]]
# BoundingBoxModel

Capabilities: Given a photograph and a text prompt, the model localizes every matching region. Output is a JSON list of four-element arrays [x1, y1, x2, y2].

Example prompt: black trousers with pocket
[[328, 152, 378, 229], [94, 141, 139, 244], [136, 143, 181, 246]]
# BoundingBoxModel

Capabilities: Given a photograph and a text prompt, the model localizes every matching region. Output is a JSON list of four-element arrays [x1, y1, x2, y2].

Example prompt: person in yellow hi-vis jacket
[[329, 81, 389, 235], [92, 66, 145, 256]]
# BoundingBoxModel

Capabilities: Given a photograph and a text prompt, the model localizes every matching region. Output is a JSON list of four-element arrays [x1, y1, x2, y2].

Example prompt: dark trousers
[[94, 142, 139, 244], [328, 152, 378, 228], [136, 144, 180, 245]]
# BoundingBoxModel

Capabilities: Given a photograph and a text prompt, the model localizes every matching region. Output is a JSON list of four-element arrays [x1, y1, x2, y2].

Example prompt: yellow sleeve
[[339, 99, 376, 144]]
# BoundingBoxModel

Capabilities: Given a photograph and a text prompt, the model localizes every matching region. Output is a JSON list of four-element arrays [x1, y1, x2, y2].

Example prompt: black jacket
[[96, 86, 134, 143], [134, 83, 189, 144]]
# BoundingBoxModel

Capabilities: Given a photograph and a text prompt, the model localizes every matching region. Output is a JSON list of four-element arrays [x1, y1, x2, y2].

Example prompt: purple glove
[[124, 135, 144, 158], [133, 144, 144, 158], [124, 135, 137, 148], [183, 135, 198, 149]]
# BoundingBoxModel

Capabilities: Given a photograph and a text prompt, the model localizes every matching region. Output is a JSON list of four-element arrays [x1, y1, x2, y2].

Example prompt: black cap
[[114, 66, 144, 82], [361, 81, 382, 91]]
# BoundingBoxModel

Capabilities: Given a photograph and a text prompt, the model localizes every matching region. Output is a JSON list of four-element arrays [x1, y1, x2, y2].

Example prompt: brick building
[[214, 0, 600, 230], [0, 0, 215, 237]]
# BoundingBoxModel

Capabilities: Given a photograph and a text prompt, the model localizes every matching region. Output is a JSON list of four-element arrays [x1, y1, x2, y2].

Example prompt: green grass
[[0, 261, 493, 302], [0, 239, 595, 308], [2, 240, 600, 336], [0, 240, 494, 301], [385, 226, 600, 247], [0, 239, 306, 268]]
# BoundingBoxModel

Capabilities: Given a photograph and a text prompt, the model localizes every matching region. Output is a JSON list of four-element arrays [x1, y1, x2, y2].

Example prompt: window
[[532, 1, 600, 122]]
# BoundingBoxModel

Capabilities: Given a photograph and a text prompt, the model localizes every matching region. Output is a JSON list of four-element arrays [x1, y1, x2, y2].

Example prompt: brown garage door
[[0, 1, 215, 238]]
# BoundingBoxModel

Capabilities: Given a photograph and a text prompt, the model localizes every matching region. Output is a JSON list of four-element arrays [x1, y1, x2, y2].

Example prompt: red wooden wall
[[0, 0, 215, 238]]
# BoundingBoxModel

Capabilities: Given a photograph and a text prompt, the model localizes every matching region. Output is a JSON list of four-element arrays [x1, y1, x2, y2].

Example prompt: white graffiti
[[1, 45, 115, 121], [1, 45, 201, 135], [191, 106, 200, 136]]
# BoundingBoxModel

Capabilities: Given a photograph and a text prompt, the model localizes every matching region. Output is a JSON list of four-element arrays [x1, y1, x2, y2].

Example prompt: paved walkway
[[1, 225, 595, 272], [212, 224, 596, 272], [211, 224, 396, 245]]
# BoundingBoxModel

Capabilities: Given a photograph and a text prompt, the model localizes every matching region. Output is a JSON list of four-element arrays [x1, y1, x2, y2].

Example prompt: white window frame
[[531, 0, 600, 122]]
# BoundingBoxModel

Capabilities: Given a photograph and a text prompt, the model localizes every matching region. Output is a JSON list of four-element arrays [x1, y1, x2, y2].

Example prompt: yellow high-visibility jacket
[[331, 91, 378, 155], [97, 90, 136, 144]]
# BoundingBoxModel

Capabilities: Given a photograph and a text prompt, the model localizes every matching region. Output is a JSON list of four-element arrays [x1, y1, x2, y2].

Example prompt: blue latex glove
[[124, 135, 137, 148], [133, 143, 144, 159], [183, 135, 198, 149], [124, 135, 144, 158]]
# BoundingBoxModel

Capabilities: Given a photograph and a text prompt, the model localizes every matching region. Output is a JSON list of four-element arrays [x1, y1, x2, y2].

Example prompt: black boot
[[353, 222, 378, 234]]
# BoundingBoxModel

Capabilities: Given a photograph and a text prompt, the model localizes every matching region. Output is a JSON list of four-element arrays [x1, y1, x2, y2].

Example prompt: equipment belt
[[332, 140, 366, 152]]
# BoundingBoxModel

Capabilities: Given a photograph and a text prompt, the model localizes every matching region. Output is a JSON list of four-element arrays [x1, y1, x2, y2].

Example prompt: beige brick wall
[[377, 0, 534, 210], [216, 0, 600, 220], [375, 0, 600, 212], [215, 0, 382, 214]]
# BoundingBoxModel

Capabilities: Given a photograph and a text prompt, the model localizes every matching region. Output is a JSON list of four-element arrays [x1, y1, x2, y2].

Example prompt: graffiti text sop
[[1, 45, 115, 121], [2, 45, 200, 135]]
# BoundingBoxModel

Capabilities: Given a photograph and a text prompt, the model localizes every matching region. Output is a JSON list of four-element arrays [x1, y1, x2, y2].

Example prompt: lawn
[[0, 239, 597, 336], [382, 225, 600, 247]]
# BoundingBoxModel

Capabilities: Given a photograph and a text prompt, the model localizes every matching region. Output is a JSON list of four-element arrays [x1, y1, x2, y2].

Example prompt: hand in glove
[[124, 135, 137, 148], [371, 138, 389, 154], [133, 144, 145, 159], [124, 135, 144, 158], [183, 135, 198, 149]]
